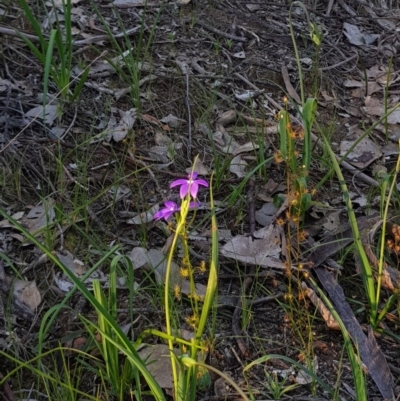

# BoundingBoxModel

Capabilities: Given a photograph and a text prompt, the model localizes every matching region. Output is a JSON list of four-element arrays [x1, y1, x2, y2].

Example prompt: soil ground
[[1, 0, 400, 400]]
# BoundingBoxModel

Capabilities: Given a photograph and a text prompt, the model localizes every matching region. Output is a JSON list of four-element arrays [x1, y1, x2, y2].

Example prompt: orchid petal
[[179, 184, 189, 199], [190, 182, 199, 198], [170, 179, 187, 189], [154, 201, 180, 221], [196, 179, 208, 187]]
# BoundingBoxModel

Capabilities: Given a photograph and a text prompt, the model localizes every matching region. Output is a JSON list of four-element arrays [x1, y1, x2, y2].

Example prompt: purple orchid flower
[[154, 201, 201, 221], [153, 201, 180, 221], [170, 171, 208, 199]]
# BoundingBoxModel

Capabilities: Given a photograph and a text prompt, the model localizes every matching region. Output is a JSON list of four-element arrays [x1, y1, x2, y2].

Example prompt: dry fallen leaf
[[138, 344, 178, 390], [229, 155, 247, 178], [185, 158, 210, 176], [21, 199, 55, 234], [128, 247, 206, 296], [26, 105, 59, 126], [0, 212, 25, 228], [128, 247, 180, 286], [106, 108, 136, 142], [343, 22, 379, 46], [255, 203, 279, 227], [340, 137, 382, 169], [364, 96, 400, 124], [160, 114, 185, 129], [12, 279, 41, 312], [216, 110, 236, 126], [126, 204, 159, 224], [221, 224, 285, 269]]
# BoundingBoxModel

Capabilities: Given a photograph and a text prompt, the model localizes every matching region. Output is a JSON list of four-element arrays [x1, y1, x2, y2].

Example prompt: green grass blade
[[0, 209, 166, 401], [37, 245, 120, 352], [301, 98, 317, 171], [196, 174, 218, 340], [0, 347, 101, 400], [320, 133, 377, 325], [278, 109, 288, 160], [43, 29, 57, 112], [17, 0, 47, 47], [71, 65, 90, 101], [16, 33, 47, 65]]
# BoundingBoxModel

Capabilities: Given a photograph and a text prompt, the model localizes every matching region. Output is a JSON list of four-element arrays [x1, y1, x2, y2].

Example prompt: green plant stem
[[377, 144, 400, 309], [384, 57, 393, 141], [320, 133, 377, 325], [289, 1, 311, 105], [164, 203, 190, 401], [315, 105, 400, 191]]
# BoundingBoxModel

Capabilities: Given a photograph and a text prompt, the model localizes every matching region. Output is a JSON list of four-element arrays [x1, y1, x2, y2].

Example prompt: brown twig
[[194, 20, 247, 42], [0, 25, 140, 46]]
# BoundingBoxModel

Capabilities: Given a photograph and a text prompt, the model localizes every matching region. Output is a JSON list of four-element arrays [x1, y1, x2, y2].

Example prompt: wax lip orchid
[[154, 200, 200, 221], [170, 171, 208, 199], [153, 171, 207, 221], [153, 201, 180, 221], [150, 165, 218, 401]]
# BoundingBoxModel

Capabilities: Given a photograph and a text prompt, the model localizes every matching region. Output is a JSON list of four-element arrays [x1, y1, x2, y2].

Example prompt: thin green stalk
[[320, 133, 377, 325], [0, 347, 100, 400], [377, 143, 400, 310], [196, 173, 218, 340], [164, 206, 189, 401], [43, 29, 57, 112], [301, 98, 317, 172], [384, 57, 393, 141], [316, 104, 400, 191], [289, 1, 311, 105]]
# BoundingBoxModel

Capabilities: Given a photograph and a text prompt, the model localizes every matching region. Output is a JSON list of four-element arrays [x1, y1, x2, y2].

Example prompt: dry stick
[[175, 58, 192, 159], [0, 25, 140, 46], [61, 104, 78, 140], [319, 53, 358, 72], [326, 0, 335, 15], [194, 20, 247, 42], [232, 178, 256, 357], [185, 73, 192, 159], [281, 65, 301, 104], [337, 0, 358, 17], [233, 72, 379, 188]]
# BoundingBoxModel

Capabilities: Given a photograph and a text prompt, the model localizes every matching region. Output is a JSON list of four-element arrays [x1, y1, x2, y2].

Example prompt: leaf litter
[[1, 0, 400, 398]]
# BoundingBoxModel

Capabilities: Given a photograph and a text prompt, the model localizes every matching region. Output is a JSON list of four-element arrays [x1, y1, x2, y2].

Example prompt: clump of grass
[[91, 1, 163, 113], [321, 132, 400, 331], [17, 0, 90, 104], [0, 209, 166, 399]]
